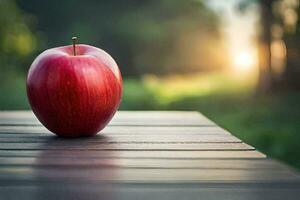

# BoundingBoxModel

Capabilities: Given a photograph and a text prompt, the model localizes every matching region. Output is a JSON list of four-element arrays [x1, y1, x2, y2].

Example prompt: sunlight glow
[[233, 51, 256, 72]]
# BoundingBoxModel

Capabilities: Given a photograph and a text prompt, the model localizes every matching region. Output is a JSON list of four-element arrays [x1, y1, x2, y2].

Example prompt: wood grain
[[1, 183, 300, 200], [0, 111, 216, 126], [0, 142, 254, 150], [0, 126, 230, 135], [0, 150, 265, 159], [0, 167, 299, 182], [0, 134, 241, 143], [0, 158, 288, 170]]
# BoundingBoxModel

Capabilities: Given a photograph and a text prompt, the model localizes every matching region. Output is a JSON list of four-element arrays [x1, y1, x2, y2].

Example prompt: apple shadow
[[30, 133, 121, 200]]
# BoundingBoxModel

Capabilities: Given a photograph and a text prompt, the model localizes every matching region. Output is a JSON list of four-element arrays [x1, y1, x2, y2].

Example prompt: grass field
[[1, 71, 300, 169]]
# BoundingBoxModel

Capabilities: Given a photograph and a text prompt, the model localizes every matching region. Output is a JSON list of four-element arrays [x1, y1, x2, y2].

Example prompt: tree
[[17, 0, 226, 77], [277, 0, 300, 88], [239, 0, 300, 92]]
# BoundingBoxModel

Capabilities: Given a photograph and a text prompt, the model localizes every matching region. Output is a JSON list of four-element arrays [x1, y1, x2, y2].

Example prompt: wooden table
[[0, 111, 299, 200]]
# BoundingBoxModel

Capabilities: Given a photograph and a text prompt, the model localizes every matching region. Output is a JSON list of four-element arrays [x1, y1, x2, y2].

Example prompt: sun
[[233, 51, 256, 72]]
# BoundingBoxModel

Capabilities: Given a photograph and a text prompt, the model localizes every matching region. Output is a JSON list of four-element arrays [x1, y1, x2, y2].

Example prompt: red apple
[[26, 38, 122, 137]]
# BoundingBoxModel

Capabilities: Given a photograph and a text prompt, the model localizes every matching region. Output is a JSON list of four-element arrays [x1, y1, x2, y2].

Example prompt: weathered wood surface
[[0, 111, 215, 126], [0, 111, 299, 200]]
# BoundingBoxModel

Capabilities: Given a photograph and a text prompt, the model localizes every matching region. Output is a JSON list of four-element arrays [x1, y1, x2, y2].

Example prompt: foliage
[[0, 71, 29, 110], [0, 0, 37, 73], [16, 0, 226, 76]]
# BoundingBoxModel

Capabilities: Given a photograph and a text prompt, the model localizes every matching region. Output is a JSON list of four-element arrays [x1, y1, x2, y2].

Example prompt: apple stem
[[72, 37, 77, 56]]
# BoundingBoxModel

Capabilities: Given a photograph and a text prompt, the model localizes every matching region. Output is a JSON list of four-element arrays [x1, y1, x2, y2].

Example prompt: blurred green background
[[0, 0, 300, 169]]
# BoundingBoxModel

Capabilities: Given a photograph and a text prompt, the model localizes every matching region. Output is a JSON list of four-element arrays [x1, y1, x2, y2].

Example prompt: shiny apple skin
[[26, 44, 122, 137]]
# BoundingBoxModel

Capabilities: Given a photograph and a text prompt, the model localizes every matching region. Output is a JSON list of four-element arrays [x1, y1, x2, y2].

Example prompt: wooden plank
[[111, 111, 216, 126], [0, 111, 38, 126], [0, 111, 216, 126], [0, 126, 230, 135], [0, 158, 287, 170], [1, 188, 299, 200], [0, 150, 266, 159], [0, 142, 254, 150], [1, 183, 300, 200], [0, 134, 241, 143], [0, 167, 299, 182]]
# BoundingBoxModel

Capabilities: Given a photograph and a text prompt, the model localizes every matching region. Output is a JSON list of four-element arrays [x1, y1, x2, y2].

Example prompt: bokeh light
[[233, 50, 257, 72]]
